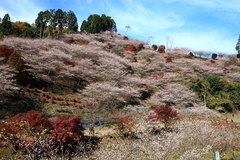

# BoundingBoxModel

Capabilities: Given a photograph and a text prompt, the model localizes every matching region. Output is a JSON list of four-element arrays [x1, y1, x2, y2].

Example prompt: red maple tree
[[148, 106, 178, 129]]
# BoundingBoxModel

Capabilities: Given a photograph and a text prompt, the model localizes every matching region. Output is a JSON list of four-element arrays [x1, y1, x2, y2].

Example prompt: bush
[[0, 45, 15, 60], [148, 106, 178, 129], [208, 96, 234, 112], [152, 44, 158, 50], [0, 111, 85, 159], [112, 113, 135, 136], [189, 78, 210, 97], [164, 56, 174, 63], [126, 45, 137, 52], [206, 74, 224, 95], [7, 50, 24, 70], [158, 45, 165, 53], [137, 43, 144, 51]]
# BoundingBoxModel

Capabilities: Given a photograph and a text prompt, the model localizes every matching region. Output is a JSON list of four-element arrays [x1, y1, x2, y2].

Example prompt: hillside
[[0, 32, 240, 159]]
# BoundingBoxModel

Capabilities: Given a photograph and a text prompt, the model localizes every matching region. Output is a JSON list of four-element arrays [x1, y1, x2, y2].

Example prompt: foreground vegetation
[[0, 31, 240, 159]]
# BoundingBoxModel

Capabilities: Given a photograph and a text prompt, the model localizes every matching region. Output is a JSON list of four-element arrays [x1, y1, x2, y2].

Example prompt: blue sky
[[0, 0, 240, 54]]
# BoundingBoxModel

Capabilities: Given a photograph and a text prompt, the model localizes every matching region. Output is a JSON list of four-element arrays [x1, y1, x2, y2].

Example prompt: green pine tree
[[0, 14, 13, 36]]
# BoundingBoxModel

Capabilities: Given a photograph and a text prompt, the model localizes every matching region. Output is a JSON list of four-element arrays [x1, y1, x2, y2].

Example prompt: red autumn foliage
[[0, 111, 85, 158], [164, 56, 174, 63], [9, 110, 53, 131], [0, 45, 24, 69], [126, 45, 137, 52], [0, 45, 14, 60], [7, 50, 24, 70], [157, 45, 166, 53], [212, 120, 240, 129], [148, 106, 178, 128], [112, 114, 135, 134], [50, 116, 84, 143], [154, 73, 164, 78]]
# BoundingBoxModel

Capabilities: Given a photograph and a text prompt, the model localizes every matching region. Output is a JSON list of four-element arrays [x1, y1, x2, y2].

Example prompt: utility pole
[[203, 95, 207, 119]]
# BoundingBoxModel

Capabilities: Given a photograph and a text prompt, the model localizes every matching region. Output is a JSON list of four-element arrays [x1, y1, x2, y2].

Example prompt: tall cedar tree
[[66, 10, 78, 32], [35, 9, 78, 37], [0, 14, 13, 35], [53, 9, 66, 33]]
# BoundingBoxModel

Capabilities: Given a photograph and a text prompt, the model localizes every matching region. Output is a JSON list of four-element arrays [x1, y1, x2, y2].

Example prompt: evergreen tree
[[35, 10, 51, 38], [66, 11, 78, 32], [80, 14, 117, 33], [236, 35, 240, 54], [0, 14, 13, 35], [53, 9, 66, 33]]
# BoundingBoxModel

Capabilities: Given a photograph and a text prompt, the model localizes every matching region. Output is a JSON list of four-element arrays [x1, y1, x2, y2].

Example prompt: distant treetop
[[80, 14, 117, 33], [35, 9, 78, 38]]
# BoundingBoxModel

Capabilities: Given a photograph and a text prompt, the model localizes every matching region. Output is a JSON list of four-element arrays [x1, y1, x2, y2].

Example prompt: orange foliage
[[126, 45, 137, 52]]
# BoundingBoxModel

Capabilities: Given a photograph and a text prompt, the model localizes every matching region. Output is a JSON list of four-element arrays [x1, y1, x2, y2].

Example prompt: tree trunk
[[40, 25, 45, 39]]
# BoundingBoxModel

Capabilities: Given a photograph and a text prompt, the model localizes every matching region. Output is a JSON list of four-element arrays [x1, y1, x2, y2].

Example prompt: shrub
[[157, 45, 165, 53], [123, 36, 128, 40], [0, 111, 85, 159], [237, 53, 240, 59], [148, 106, 178, 129], [137, 43, 144, 51], [189, 78, 210, 97], [208, 96, 234, 112], [0, 45, 14, 60], [126, 45, 137, 52], [206, 74, 224, 95], [7, 50, 24, 70], [164, 56, 174, 63], [152, 44, 158, 50], [112, 113, 135, 136], [50, 116, 84, 144], [211, 53, 217, 59], [0, 45, 24, 70]]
